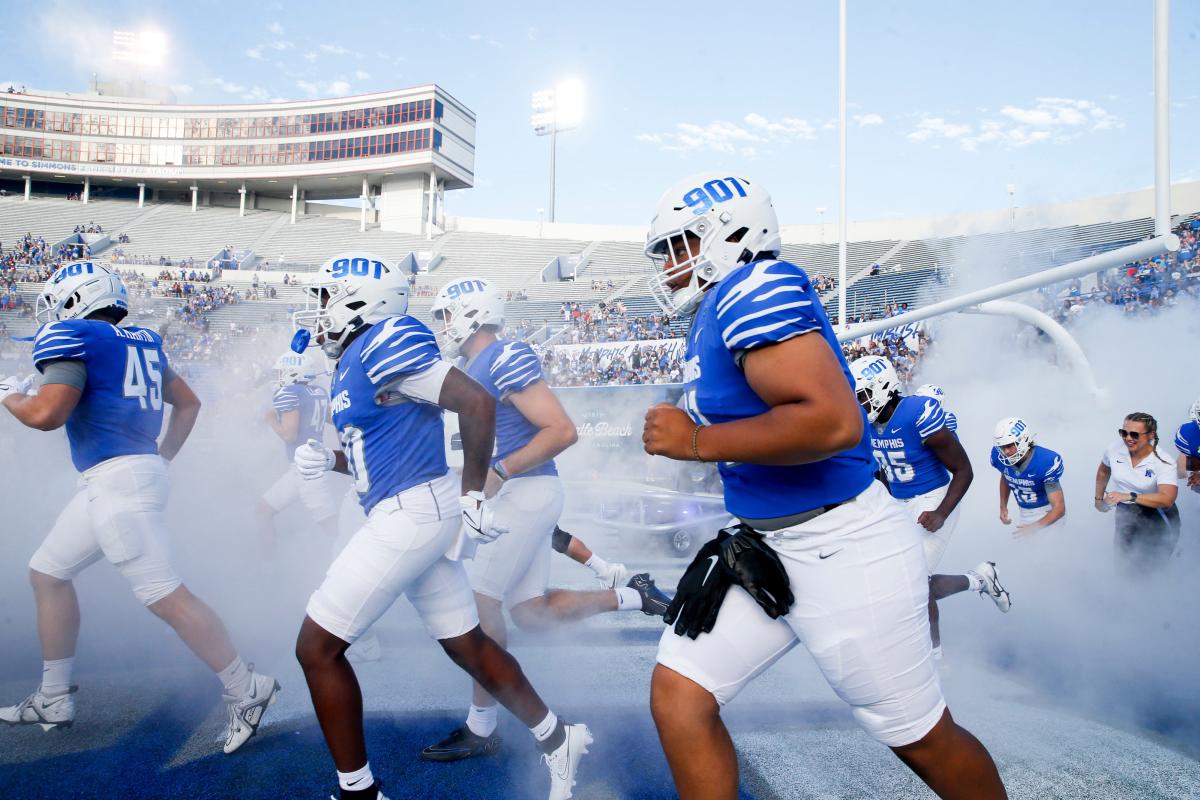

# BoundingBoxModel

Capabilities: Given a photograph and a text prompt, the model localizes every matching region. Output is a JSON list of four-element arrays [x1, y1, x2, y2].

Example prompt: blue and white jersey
[[330, 316, 448, 514], [464, 339, 557, 479], [870, 395, 950, 500], [683, 259, 875, 520], [32, 319, 168, 473], [1175, 421, 1200, 459], [273, 382, 328, 461], [944, 410, 958, 434], [990, 445, 1065, 509]]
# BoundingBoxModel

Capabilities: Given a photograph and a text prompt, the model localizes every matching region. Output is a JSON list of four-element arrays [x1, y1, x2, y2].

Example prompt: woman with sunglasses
[[1094, 412, 1183, 574]]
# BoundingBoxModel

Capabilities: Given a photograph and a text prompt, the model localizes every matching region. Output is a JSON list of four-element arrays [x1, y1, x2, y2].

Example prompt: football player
[[640, 175, 1005, 800], [289, 253, 590, 800], [421, 277, 670, 763], [0, 261, 278, 753], [1174, 397, 1200, 493], [257, 351, 340, 556], [991, 417, 1067, 534], [913, 383, 957, 433], [852, 356, 1010, 659]]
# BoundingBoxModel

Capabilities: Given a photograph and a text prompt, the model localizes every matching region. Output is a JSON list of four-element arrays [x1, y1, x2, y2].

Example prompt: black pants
[[1114, 503, 1181, 574]]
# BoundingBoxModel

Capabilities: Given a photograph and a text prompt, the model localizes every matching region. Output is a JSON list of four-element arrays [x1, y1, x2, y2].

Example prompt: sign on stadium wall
[[543, 338, 685, 359], [0, 156, 187, 178], [855, 320, 923, 350]]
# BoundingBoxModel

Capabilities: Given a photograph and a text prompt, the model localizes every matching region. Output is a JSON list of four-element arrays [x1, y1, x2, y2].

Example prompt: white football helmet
[[645, 173, 781, 316], [274, 351, 316, 389], [1190, 397, 1200, 426], [429, 276, 505, 356], [994, 417, 1035, 467], [849, 355, 900, 423], [912, 383, 946, 404], [35, 261, 129, 324], [293, 252, 408, 358]]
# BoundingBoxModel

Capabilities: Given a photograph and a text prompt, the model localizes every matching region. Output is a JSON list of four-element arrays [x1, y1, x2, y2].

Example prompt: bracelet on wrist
[[492, 461, 511, 482], [691, 424, 706, 462]]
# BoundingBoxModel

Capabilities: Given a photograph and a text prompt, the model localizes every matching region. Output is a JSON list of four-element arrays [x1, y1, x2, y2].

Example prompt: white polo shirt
[[1102, 440, 1180, 495]]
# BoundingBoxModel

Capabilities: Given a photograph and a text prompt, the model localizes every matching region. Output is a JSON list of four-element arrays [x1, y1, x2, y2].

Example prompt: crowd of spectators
[[1043, 218, 1200, 324], [73, 222, 103, 235], [543, 341, 684, 387], [813, 273, 838, 294]]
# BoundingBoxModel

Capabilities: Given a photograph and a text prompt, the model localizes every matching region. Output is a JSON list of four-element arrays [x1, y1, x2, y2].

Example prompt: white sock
[[529, 710, 558, 742], [41, 657, 75, 696], [615, 586, 642, 612], [931, 644, 944, 662], [584, 554, 609, 576], [965, 571, 985, 593], [216, 656, 253, 699], [466, 703, 498, 737], [337, 763, 374, 792]]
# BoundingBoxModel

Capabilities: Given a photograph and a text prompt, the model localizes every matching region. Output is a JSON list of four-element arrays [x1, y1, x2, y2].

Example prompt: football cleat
[[627, 573, 672, 618], [543, 722, 592, 800], [222, 667, 280, 754], [973, 561, 1011, 613], [594, 561, 629, 589], [420, 725, 503, 762], [0, 685, 76, 731], [329, 783, 390, 800]]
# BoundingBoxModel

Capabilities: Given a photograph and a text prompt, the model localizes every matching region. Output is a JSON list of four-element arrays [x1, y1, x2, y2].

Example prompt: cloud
[[267, 40, 293, 51], [319, 43, 348, 55], [853, 113, 884, 127], [206, 77, 247, 95], [468, 33, 482, 41], [296, 79, 352, 98], [906, 97, 1123, 152], [639, 112, 817, 156], [267, 21, 284, 36], [245, 48, 264, 60], [241, 86, 271, 103], [303, 51, 318, 62], [354, 69, 370, 80], [170, 84, 194, 97]]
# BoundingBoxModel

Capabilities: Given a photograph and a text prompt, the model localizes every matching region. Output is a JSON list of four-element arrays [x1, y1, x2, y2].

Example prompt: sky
[[5, 0, 1200, 226]]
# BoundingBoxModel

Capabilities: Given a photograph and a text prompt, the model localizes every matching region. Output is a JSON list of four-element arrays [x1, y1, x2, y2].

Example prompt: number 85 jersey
[[33, 319, 170, 473], [869, 395, 951, 500]]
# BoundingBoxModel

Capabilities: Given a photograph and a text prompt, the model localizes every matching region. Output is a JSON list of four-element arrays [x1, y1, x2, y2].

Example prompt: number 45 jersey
[[990, 445, 1065, 509], [869, 395, 951, 500], [33, 319, 170, 473]]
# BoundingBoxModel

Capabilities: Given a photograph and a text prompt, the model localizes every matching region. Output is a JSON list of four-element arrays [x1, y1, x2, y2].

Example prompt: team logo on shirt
[[331, 389, 352, 414]]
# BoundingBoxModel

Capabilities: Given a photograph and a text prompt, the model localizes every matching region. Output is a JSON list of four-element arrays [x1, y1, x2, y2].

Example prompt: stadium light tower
[[531, 78, 585, 223]]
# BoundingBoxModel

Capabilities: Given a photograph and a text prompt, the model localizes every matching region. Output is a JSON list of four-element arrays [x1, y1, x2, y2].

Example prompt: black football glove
[[663, 529, 733, 640], [718, 525, 794, 619]]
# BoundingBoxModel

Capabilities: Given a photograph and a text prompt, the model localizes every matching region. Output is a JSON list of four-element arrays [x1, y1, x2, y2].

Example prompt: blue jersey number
[[330, 258, 385, 279], [340, 425, 370, 494], [446, 279, 486, 299], [874, 450, 914, 483], [1011, 483, 1039, 506], [122, 346, 163, 411]]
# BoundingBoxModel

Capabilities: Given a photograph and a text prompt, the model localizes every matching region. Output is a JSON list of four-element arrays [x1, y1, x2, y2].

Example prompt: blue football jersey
[[682, 259, 875, 520], [870, 395, 951, 500], [32, 319, 168, 472], [273, 382, 328, 461], [1175, 421, 1200, 458], [990, 445, 1065, 509], [945, 410, 958, 433], [465, 339, 556, 479], [330, 316, 448, 514]]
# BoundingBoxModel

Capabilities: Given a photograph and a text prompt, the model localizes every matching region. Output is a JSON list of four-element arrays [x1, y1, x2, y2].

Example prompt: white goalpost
[[834, 0, 1178, 398]]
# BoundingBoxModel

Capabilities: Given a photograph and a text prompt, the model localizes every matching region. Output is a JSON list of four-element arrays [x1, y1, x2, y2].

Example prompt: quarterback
[[639, 175, 1006, 799], [0, 261, 278, 754]]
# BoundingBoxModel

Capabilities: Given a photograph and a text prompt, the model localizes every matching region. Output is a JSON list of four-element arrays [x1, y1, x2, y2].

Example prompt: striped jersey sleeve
[[1176, 422, 1200, 458], [32, 321, 87, 372], [273, 386, 301, 413], [989, 447, 1003, 471], [945, 411, 958, 433], [490, 341, 542, 397], [1043, 451, 1065, 483], [712, 260, 822, 353], [359, 316, 443, 387], [913, 397, 947, 440]]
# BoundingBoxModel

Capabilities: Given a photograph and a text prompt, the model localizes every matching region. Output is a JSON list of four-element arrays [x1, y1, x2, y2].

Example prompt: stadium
[[1, 4, 1199, 800]]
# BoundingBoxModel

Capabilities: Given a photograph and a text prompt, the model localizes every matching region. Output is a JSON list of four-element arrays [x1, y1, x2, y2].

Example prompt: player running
[[913, 383, 957, 433], [991, 417, 1067, 535], [640, 174, 1006, 800], [0, 261, 278, 754], [421, 277, 670, 763], [257, 351, 341, 556], [1175, 397, 1200, 493], [289, 253, 590, 800], [852, 356, 1011, 658]]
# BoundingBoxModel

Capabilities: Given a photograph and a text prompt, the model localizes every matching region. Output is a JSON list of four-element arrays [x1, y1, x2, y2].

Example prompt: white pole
[[290, 181, 298, 225], [549, 121, 557, 224], [965, 300, 1101, 397], [837, 0, 848, 332], [83, 176, 90, 205], [360, 176, 369, 233], [23, 175, 30, 201], [190, 185, 198, 212], [137, 182, 145, 208], [837, 235, 1176, 343], [427, 171, 436, 239], [1154, 0, 1170, 237], [239, 182, 246, 217]]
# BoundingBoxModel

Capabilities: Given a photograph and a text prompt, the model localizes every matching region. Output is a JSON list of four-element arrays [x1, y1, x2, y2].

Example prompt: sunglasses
[[1117, 429, 1143, 440]]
